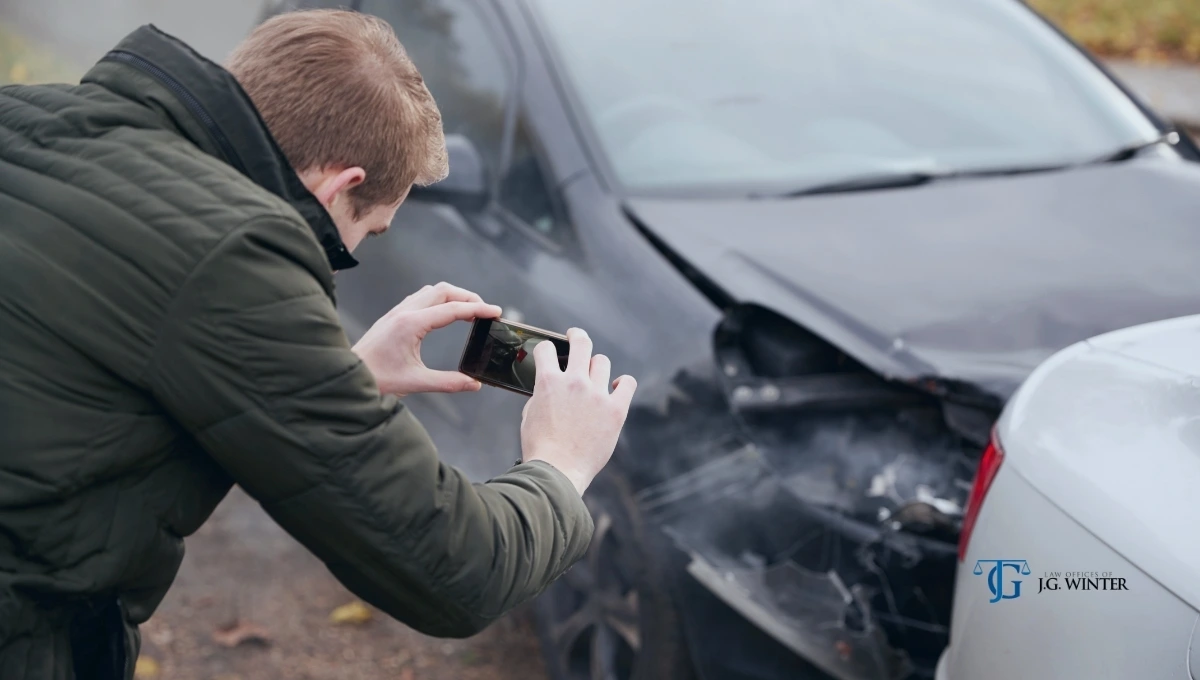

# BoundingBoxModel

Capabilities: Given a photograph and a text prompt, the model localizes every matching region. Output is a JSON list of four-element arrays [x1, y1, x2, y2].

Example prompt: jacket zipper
[[102, 50, 247, 176]]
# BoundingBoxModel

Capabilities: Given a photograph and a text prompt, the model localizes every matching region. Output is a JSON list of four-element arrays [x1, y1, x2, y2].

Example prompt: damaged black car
[[261, 0, 1200, 677]]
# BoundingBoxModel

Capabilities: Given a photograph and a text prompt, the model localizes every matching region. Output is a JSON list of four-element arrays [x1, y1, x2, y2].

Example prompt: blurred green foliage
[[0, 22, 82, 86], [1029, 0, 1200, 63]]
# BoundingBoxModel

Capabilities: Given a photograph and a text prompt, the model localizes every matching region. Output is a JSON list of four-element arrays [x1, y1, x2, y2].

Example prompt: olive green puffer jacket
[[0, 25, 592, 680]]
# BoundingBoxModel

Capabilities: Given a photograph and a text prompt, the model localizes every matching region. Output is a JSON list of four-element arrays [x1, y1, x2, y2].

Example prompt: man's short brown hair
[[227, 9, 448, 216]]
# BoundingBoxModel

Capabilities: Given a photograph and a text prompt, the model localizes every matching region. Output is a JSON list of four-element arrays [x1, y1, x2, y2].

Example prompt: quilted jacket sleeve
[[146, 215, 594, 636]]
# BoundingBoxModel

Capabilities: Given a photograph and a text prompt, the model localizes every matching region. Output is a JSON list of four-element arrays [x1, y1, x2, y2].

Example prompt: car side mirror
[[410, 133, 489, 212]]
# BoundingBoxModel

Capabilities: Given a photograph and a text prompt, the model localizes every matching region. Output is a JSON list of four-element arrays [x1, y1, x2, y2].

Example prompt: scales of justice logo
[[972, 559, 1031, 603]]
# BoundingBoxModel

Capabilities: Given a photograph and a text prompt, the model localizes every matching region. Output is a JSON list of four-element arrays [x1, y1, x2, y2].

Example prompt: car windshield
[[529, 0, 1162, 195]]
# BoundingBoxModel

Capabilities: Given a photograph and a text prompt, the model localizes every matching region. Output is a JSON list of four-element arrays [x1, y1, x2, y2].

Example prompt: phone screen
[[458, 318, 570, 396]]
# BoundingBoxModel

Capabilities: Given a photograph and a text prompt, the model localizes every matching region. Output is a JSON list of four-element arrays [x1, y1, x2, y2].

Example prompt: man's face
[[299, 166, 409, 254], [327, 192, 406, 253]]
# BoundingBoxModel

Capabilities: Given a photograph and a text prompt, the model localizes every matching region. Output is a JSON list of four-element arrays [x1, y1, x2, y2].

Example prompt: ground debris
[[212, 619, 272, 648], [329, 600, 373, 625], [133, 657, 160, 679]]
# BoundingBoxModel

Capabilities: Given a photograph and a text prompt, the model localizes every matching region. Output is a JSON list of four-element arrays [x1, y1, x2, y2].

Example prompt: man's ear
[[309, 167, 366, 208]]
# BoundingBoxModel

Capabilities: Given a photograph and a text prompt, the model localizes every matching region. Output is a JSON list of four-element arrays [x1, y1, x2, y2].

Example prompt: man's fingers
[[590, 354, 612, 390], [415, 301, 503, 331], [438, 283, 485, 305], [565, 327, 593, 375], [399, 282, 487, 312], [611, 375, 638, 411], [532, 338, 560, 386]]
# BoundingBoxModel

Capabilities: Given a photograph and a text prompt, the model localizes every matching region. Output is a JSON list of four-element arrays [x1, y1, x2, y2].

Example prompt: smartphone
[[458, 317, 570, 396]]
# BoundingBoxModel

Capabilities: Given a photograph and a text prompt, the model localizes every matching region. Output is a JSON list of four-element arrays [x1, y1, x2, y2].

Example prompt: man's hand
[[353, 282, 501, 396], [520, 328, 637, 496]]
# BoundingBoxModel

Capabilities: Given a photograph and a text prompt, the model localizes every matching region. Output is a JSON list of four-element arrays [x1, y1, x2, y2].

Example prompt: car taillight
[[957, 429, 1005, 562]]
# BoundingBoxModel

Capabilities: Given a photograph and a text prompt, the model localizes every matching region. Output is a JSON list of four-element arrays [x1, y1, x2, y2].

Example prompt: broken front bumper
[[638, 445, 959, 680]]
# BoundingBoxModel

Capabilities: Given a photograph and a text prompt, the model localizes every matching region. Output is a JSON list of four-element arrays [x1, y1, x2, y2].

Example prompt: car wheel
[[534, 472, 696, 680]]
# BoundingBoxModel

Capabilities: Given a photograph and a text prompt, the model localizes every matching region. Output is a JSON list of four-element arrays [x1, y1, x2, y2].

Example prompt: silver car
[[939, 315, 1200, 679]]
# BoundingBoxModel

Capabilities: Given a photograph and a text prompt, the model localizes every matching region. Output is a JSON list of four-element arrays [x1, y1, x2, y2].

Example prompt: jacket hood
[[81, 24, 358, 271], [625, 157, 1200, 399]]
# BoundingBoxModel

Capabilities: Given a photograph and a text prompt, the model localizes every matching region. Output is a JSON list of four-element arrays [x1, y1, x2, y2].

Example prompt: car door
[[340, 0, 581, 480]]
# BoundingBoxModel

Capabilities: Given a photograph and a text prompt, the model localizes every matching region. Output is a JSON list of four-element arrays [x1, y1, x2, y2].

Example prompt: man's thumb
[[423, 369, 483, 394]]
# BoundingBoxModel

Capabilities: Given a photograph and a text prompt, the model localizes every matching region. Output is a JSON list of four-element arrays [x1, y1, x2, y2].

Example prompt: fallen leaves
[[212, 619, 273, 648], [329, 600, 373, 626], [133, 657, 159, 679], [1028, 0, 1200, 63]]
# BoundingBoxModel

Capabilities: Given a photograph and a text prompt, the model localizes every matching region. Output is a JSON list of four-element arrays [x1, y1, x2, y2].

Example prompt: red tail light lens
[[958, 429, 1005, 562]]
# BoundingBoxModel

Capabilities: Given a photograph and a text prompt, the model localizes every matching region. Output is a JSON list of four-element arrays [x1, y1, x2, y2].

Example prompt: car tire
[[533, 470, 697, 680]]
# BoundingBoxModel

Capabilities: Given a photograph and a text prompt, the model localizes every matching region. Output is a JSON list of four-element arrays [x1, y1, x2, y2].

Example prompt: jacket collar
[[83, 25, 358, 271]]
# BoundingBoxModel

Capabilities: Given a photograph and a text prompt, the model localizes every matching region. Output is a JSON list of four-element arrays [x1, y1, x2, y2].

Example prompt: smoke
[[759, 412, 974, 524], [629, 364, 972, 674], [630, 360, 977, 539]]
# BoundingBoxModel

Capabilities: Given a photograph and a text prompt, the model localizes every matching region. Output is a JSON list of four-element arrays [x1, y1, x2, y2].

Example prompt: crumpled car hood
[[625, 157, 1200, 399]]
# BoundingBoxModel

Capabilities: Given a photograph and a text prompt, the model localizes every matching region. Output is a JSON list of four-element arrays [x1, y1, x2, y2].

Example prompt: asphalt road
[[1107, 59, 1200, 131], [138, 487, 548, 680]]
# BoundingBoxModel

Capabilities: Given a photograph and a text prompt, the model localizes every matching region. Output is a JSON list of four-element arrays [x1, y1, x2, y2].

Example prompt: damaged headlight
[[632, 304, 997, 679], [712, 304, 977, 541]]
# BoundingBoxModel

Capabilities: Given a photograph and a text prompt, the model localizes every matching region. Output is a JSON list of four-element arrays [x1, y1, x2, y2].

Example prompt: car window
[[359, 1, 566, 241], [529, 0, 1162, 195], [359, 0, 510, 175], [500, 119, 562, 240]]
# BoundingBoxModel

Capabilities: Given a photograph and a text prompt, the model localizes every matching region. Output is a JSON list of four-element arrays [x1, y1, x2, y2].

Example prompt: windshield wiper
[[768, 170, 944, 198], [1086, 130, 1180, 164], [764, 162, 1068, 199], [948, 163, 1072, 178], [758, 133, 1182, 200]]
